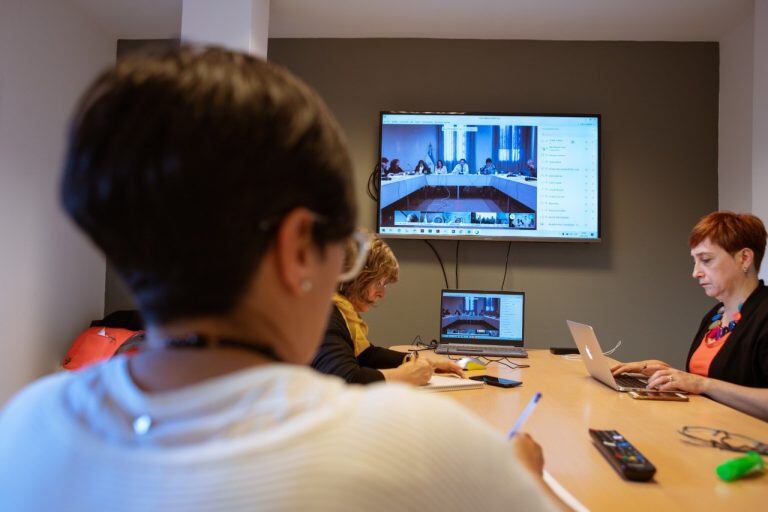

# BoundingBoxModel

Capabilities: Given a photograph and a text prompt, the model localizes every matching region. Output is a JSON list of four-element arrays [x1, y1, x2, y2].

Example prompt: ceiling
[[69, 0, 754, 41], [69, 0, 182, 39]]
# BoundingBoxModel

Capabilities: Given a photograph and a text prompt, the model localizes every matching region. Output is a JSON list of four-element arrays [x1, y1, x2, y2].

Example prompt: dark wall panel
[[267, 39, 719, 367]]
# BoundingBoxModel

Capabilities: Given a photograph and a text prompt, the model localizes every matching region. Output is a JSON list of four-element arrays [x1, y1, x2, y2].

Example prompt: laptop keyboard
[[436, 345, 528, 358], [614, 374, 647, 388]]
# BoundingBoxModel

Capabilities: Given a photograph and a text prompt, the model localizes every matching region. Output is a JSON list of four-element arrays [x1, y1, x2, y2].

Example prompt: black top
[[311, 305, 406, 384], [686, 281, 768, 388]]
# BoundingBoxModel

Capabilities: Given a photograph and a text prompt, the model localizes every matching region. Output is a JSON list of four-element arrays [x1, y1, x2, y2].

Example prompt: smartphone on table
[[469, 375, 522, 388], [629, 390, 689, 401]]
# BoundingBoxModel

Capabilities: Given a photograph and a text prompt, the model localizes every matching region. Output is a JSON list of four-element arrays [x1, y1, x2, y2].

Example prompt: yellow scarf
[[332, 293, 371, 356]]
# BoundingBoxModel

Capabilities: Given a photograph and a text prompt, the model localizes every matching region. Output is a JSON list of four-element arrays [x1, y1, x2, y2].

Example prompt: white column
[[717, 15, 753, 212], [181, 0, 270, 58], [753, 0, 768, 281]]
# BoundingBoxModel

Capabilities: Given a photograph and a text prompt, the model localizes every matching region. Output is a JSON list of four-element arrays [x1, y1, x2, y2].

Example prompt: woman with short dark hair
[[0, 47, 561, 511]]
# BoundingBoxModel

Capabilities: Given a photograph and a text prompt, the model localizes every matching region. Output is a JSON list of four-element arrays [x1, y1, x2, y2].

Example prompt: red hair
[[689, 211, 767, 271]]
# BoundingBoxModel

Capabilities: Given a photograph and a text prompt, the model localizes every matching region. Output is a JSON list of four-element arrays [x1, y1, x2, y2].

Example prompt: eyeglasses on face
[[678, 426, 768, 456], [337, 229, 372, 283], [258, 212, 370, 283]]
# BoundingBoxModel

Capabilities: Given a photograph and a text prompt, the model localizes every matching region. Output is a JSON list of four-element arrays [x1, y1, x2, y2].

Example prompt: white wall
[[753, 0, 768, 284], [0, 0, 114, 404], [718, 14, 754, 212], [718, 0, 768, 280], [181, 0, 269, 57]]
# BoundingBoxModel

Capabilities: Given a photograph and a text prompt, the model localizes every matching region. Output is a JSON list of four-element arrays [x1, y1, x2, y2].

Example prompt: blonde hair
[[338, 236, 399, 305]]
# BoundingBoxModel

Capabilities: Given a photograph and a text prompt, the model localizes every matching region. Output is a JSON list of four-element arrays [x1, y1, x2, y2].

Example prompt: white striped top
[[0, 357, 555, 512]]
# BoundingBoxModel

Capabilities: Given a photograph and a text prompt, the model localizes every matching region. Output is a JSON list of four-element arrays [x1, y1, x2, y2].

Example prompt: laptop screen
[[440, 290, 524, 346]]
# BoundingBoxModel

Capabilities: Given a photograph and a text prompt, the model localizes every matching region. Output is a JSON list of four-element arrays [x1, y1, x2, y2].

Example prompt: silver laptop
[[566, 320, 647, 391], [436, 289, 528, 358]]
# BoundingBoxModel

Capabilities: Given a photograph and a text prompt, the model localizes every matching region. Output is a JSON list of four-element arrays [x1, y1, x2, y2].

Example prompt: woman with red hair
[[612, 211, 768, 420]]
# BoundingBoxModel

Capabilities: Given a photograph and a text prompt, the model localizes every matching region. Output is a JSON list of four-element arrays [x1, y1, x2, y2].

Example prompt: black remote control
[[589, 429, 656, 481]]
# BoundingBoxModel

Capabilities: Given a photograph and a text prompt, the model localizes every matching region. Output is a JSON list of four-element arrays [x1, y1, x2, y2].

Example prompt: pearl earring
[[300, 279, 313, 292], [743, 267, 749, 274]]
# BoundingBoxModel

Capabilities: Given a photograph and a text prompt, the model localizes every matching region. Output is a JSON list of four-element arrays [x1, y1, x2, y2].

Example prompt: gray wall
[[0, 0, 113, 404], [267, 39, 719, 368], [105, 38, 720, 369]]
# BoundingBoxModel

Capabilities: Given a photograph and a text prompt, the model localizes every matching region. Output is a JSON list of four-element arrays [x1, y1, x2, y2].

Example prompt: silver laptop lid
[[566, 320, 643, 391], [440, 289, 524, 347]]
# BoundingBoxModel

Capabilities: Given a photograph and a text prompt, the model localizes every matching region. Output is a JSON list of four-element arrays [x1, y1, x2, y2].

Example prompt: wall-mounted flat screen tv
[[376, 112, 600, 242]]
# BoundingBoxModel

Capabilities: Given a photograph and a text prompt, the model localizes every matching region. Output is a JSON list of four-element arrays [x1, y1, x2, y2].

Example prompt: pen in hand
[[507, 392, 542, 439], [403, 350, 419, 363]]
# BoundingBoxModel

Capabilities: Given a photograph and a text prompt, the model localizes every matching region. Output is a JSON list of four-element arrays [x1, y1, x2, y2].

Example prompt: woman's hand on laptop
[[610, 359, 671, 377], [646, 367, 707, 394]]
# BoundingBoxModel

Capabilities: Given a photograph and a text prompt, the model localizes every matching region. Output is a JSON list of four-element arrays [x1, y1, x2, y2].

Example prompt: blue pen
[[507, 392, 542, 439]]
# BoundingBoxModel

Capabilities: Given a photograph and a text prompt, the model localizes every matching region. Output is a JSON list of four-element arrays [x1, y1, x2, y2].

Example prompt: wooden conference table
[[395, 347, 768, 511]]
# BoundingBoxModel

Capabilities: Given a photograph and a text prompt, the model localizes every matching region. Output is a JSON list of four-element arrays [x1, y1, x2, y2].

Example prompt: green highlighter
[[715, 451, 765, 481]]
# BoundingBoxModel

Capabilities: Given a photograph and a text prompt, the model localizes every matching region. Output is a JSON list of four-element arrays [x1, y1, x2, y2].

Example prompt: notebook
[[419, 374, 485, 392], [435, 289, 528, 358]]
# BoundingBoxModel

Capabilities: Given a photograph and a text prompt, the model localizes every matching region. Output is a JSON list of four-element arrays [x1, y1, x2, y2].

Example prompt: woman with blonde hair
[[312, 236, 462, 384]]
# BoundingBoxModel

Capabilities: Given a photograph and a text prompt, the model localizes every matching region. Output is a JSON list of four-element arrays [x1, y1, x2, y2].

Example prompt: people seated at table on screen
[[512, 215, 535, 229], [452, 158, 469, 174], [479, 158, 497, 175], [413, 159, 431, 174], [524, 158, 537, 177], [379, 157, 389, 175], [612, 212, 768, 421], [388, 158, 405, 175], [434, 159, 448, 174]]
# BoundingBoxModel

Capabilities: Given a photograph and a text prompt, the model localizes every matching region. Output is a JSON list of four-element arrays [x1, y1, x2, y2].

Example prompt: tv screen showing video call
[[377, 112, 600, 241]]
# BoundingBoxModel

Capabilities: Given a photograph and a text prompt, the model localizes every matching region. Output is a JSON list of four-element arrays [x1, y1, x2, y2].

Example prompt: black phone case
[[470, 376, 522, 388]]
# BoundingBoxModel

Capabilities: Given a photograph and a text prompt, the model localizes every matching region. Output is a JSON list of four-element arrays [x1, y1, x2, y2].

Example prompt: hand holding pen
[[508, 393, 545, 476], [394, 350, 433, 385]]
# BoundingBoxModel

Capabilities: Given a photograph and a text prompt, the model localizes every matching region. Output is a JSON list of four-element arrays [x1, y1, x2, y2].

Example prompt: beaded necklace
[[704, 303, 743, 346]]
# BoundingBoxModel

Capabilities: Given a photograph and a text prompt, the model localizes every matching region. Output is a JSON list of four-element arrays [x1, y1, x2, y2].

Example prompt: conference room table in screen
[[379, 173, 537, 212], [441, 314, 502, 337]]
